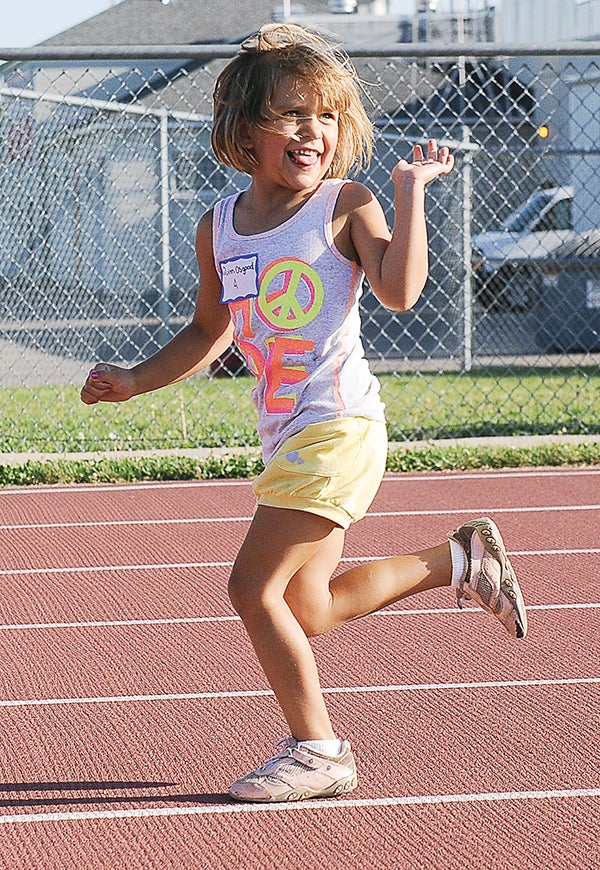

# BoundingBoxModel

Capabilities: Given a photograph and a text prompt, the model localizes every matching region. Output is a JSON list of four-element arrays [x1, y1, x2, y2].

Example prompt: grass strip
[[0, 441, 598, 487], [1, 367, 599, 453]]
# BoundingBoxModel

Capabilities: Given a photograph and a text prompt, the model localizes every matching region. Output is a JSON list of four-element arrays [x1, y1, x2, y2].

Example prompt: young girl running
[[81, 23, 527, 803]]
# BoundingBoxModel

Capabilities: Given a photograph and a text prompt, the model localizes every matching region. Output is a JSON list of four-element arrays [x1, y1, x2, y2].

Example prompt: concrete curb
[[0, 434, 598, 466]]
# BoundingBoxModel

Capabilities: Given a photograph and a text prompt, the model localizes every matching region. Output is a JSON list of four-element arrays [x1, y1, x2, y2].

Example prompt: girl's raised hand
[[392, 138, 455, 188]]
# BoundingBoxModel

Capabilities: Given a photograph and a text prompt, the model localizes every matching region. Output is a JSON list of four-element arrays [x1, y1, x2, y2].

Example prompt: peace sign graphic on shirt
[[257, 258, 324, 331]]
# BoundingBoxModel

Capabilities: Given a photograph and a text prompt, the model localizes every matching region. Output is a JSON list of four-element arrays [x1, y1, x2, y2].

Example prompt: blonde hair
[[211, 23, 373, 178]]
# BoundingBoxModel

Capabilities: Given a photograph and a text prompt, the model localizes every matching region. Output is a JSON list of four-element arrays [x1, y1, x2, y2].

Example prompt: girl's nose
[[297, 114, 321, 138]]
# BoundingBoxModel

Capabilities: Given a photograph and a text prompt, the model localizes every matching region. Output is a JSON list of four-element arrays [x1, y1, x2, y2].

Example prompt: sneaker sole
[[229, 772, 358, 803]]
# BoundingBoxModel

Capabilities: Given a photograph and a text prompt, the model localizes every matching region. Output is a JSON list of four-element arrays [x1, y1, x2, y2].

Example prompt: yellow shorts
[[252, 417, 388, 529]]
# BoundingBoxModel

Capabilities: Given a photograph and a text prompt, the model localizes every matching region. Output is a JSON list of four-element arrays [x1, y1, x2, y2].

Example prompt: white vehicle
[[472, 186, 574, 310]]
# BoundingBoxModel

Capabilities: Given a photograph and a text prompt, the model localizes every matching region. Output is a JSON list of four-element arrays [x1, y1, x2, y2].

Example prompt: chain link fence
[[1, 43, 599, 452]]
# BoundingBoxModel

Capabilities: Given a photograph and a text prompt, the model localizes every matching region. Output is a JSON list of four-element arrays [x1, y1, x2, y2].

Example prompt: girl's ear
[[237, 120, 255, 150]]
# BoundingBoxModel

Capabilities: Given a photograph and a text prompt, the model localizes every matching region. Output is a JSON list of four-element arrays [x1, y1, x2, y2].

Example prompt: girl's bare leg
[[228, 505, 453, 740], [288, 539, 452, 636], [228, 506, 345, 740]]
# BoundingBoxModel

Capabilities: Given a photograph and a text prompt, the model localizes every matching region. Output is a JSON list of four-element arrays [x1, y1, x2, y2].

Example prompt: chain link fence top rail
[[0, 42, 599, 452]]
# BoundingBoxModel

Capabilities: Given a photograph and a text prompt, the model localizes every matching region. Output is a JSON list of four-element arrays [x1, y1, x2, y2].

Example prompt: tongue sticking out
[[289, 149, 318, 167]]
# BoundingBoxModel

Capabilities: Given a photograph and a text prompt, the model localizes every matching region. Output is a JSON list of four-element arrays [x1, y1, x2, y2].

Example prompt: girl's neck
[[234, 179, 326, 235]]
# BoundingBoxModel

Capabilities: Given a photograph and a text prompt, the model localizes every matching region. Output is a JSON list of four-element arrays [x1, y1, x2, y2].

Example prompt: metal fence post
[[456, 44, 473, 373], [461, 123, 473, 373], [158, 109, 172, 344]]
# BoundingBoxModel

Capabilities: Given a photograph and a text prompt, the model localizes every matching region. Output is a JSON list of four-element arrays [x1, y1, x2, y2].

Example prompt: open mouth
[[288, 148, 320, 167]]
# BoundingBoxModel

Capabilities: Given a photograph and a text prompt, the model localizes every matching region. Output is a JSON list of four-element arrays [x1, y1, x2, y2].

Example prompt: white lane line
[[1, 676, 598, 709], [1, 549, 598, 578], [1, 786, 599, 824], [0, 466, 597, 499], [0, 615, 242, 630], [0, 601, 598, 632], [3, 503, 600, 531], [370, 504, 600, 517], [0, 480, 255, 496], [514, 548, 600, 556], [0, 516, 253, 531], [0, 560, 235, 577]]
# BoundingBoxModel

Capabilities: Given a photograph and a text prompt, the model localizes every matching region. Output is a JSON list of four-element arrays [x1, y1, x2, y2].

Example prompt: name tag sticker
[[219, 254, 259, 303]]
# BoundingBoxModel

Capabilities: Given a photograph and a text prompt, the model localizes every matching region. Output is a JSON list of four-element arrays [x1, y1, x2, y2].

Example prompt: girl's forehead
[[271, 75, 335, 107]]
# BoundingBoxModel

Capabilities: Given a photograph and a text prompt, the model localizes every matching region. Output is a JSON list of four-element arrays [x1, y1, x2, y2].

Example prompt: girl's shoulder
[[196, 189, 238, 238], [334, 179, 384, 218], [195, 208, 214, 239]]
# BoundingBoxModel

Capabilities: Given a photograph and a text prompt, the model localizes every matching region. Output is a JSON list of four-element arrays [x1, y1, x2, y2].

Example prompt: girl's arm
[[340, 139, 454, 312], [81, 211, 233, 405]]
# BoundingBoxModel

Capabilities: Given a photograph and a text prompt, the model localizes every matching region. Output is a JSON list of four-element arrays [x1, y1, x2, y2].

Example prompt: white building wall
[[500, 1, 600, 234], [569, 74, 600, 233], [574, 0, 600, 38], [500, 0, 600, 43]]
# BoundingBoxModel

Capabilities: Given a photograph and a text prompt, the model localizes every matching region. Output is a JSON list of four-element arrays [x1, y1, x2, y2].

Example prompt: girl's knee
[[228, 569, 328, 636], [227, 568, 281, 619], [227, 570, 251, 616]]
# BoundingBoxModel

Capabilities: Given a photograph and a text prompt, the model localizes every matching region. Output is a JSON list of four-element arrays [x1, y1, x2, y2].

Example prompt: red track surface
[[0, 468, 599, 869]]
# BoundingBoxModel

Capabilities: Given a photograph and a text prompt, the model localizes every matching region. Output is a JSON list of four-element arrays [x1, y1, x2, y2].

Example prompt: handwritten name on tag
[[219, 254, 259, 303]]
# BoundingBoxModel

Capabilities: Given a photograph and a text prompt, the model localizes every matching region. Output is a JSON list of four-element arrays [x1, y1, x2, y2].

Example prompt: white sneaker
[[229, 737, 357, 802], [450, 516, 528, 639]]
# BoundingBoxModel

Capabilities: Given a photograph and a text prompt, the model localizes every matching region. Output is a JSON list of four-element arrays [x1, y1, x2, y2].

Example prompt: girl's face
[[244, 76, 340, 191]]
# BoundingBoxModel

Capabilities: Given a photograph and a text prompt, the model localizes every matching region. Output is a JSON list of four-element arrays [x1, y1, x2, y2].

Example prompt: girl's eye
[[277, 109, 337, 122]]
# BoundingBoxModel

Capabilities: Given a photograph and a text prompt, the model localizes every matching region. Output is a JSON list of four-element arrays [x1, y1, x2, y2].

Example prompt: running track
[[0, 468, 598, 869]]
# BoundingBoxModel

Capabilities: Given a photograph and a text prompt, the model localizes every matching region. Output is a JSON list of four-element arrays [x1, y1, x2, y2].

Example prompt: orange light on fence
[[537, 124, 550, 139]]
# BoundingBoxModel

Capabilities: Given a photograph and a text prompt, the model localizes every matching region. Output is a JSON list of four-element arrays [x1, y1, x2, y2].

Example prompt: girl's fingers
[[399, 141, 454, 181], [412, 144, 424, 163], [414, 140, 453, 166]]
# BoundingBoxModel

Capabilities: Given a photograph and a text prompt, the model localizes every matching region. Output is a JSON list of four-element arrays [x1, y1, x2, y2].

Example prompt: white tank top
[[212, 178, 385, 462]]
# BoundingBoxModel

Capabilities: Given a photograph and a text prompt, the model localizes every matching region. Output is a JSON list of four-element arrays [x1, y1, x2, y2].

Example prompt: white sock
[[449, 538, 468, 587], [299, 738, 344, 757]]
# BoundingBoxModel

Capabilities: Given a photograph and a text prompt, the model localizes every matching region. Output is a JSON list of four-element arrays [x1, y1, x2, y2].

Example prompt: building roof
[[41, 0, 332, 46], [387, 61, 536, 129], [27, 1, 518, 132]]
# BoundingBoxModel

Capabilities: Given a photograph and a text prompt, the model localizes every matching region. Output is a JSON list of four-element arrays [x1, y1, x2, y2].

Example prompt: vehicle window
[[505, 191, 554, 232], [533, 199, 572, 232]]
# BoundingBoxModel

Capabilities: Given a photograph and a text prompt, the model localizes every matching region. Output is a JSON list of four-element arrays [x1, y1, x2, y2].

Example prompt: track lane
[[0, 469, 598, 868], [0, 607, 597, 705], [0, 681, 598, 810]]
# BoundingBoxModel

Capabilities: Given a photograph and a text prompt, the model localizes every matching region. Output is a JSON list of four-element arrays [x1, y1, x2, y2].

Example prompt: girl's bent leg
[[286, 542, 453, 635], [228, 504, 454, 740], [326, 543, 453, 630]]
